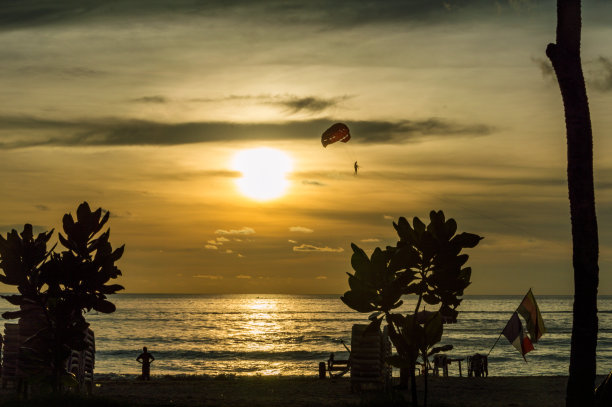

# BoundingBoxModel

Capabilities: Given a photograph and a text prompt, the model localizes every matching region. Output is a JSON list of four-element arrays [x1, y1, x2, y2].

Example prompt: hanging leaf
[[450, 232, 483, 249], [93, 299, 116, 313], [369, 311, 383, 321], [428, 344, 453, 357], [340, 290, 376, 313], [423, 312, 443, 347], [1, 294, 25, 306], [365, 316, 383, 334], [350, 243, 371, 279], [423, 293, 440, 305], [412, 216, 426, 236], [2, 310, 24, 319], [386, 355, 413, 369]]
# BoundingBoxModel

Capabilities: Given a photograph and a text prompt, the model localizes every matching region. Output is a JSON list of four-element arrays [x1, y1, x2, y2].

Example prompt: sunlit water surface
[[1, 294, 611, 377]]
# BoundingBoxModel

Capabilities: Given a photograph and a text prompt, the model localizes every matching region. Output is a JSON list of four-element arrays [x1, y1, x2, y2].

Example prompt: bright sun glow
[[232, 148, 293, 201]]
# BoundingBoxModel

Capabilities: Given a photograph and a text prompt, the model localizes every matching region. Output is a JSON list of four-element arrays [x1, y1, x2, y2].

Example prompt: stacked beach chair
[[65, 328, 95, 393], [1, 316, 95, 393], [16, 307, 49, 385], [81, 329, 95, 393], [349, 324, 391, 392], [1, 323, 19, 389]]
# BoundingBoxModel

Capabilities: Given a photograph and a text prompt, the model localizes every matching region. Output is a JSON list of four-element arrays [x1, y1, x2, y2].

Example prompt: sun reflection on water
[[234, 298, 284, 361]]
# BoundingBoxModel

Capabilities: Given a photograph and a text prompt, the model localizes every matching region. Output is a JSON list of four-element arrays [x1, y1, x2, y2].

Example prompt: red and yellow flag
[[502, 312, 534, 360], [517, 289, 546, 342]]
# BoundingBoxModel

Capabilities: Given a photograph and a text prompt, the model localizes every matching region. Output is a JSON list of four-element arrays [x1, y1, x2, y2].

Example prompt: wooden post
[[319, 362, 326, 379]]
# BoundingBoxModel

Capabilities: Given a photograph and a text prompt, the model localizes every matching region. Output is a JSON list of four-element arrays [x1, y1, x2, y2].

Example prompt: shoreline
[[2, 374, 601, 407]]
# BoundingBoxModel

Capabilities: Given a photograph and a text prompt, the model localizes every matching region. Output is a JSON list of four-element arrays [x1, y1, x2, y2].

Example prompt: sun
[[232, 148, 293, 201]]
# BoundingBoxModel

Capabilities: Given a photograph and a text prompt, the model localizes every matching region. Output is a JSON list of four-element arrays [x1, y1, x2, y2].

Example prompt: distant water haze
[[2, 294, 609, 377]]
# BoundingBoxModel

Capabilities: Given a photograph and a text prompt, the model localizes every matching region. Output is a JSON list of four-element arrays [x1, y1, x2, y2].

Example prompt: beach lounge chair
[[467, 353, 488, 377], [416, 359, 433, 376], [432, 354, 465, 377], [327, 352, 350, 378], [349, 324, 391, 392], [433, 354, 450, 377]]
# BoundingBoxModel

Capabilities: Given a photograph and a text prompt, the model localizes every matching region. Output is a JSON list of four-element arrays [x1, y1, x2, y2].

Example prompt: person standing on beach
[[136, 346, 155, 380]]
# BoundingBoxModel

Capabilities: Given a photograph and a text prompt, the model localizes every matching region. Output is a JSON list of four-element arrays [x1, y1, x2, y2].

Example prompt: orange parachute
[[321, 123, 351, 147]]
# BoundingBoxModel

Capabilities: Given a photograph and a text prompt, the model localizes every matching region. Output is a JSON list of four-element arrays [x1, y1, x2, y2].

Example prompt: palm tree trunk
[[546, 1, 599, 405]]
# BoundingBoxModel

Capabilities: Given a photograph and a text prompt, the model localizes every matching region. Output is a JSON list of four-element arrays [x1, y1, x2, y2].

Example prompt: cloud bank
[[214, 227, 255, 236], [0, 116, 493, 149], [289, 226, 314, 233], [292, 244, 344, 253], [0, 1, 566, 31]]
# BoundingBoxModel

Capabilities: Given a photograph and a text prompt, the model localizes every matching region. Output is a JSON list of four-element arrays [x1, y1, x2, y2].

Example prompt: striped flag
[[517, 289, 546, 342], [502, 312, 534, 360]]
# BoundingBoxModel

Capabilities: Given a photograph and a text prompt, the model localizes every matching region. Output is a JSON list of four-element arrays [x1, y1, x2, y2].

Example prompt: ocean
[[1, 294, 611, 377]]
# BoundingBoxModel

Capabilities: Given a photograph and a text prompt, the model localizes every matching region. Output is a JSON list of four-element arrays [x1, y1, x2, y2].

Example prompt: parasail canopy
[[321, 123, 351, 147]]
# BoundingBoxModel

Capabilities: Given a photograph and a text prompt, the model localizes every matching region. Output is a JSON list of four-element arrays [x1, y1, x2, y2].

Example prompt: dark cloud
[[11, 65, 105, 79], [531, 57, 554, 79], [0, 224, 49, 234], [0, 2, 95, 29], [589, 56, 612, 92], [0, 116, 493, 149], [63, 67, 103, 77], [301, 180, 325, 186], [536, 55, 612, 92], [99, 207, 133, 219], [353, 119, 492, 142], [275, 96, 348, 114], [191, 94, 348, 114], [34, 204, 50, 211], [361, 170, 567, 188], [131, 96, 169, 104], [0, 0, 566, 31]]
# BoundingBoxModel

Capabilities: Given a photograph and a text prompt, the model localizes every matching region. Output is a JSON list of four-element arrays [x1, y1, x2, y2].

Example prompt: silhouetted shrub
[[0, 202, 124, 391], [342, 210, 481, 407]]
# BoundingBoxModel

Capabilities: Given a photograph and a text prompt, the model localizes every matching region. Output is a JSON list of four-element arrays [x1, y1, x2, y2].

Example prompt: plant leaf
[[386, 355, 413, 369], [93, 299, 116, 313], [450, 232, 483, 248], [428, 344, 453, 357], [424, 312, 443, 346]]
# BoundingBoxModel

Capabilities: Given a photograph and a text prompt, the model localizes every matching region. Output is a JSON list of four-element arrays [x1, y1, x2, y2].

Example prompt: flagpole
[[487, 330, 504, 356]]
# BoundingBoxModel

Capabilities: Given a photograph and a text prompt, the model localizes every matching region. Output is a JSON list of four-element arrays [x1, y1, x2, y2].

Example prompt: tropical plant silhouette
[[0, 202, 124, 392], [341, 210, 481, 407]]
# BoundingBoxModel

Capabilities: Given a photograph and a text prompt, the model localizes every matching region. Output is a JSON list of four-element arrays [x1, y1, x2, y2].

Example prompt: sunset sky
[[1, 0, 612, 295]]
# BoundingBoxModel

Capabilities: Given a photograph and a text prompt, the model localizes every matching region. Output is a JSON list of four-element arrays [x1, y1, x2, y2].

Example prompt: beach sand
[[79, 374, 592, 407]]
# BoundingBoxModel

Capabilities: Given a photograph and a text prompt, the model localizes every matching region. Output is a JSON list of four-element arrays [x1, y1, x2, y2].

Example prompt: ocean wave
[[8, 294, 609, 377], [97, 349, 331, 361]]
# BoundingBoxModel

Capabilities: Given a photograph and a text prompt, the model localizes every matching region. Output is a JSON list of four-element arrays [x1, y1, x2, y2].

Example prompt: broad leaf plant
[[0, 202, 124, 391], [341, 210, 481, 407]]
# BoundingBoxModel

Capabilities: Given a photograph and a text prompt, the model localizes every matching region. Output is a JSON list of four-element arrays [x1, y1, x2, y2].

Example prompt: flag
[[502, 312, 534, 360], [517, 289, 546, 342]]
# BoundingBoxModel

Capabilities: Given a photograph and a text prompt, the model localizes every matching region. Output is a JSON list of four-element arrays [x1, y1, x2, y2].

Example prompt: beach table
[[449, 358, 464, 377]]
